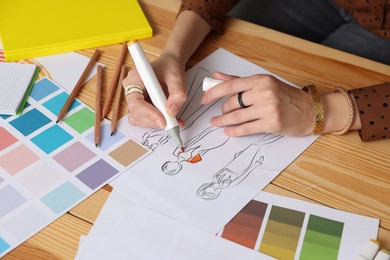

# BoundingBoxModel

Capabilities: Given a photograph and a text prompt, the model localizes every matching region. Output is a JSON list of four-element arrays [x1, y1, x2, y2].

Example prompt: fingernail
[[156, 120, 165, 129], [200, 95, 207, 104], [210, 117, 217, 126], [168, 104, 179, 116]]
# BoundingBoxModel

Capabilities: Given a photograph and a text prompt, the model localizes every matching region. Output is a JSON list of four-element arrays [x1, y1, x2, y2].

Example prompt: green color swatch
[[64, 107, 94, 134], [299, 215, 344, 260]]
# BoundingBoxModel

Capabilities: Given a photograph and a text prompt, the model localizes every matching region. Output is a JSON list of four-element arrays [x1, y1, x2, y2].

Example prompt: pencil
[[101, 41, 128, 120], [111, 64, 126, 136], [95, 65, 103, 147], [56, 49, 101, 123]]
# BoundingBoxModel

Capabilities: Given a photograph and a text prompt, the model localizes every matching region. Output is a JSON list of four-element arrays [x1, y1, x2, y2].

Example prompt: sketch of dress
[[161, 126, 230, 176], [196, 134, 283, 200], [141, 67, 220, 151], [141, 128, 171, 151]]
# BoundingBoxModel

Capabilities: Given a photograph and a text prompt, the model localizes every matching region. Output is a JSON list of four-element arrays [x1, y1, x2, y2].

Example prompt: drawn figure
[[161, 126, 230, 175], [141, 128, 171, 150], [197, 134, 283, 200], [140, 67, 220, 151]]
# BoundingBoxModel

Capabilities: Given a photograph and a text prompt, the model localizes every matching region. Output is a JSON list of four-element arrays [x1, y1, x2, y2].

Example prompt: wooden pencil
[[94, 65, 103, 147], [56, 49, 100, 123], [101, 41, 128, 120], [110, 64, 126, 136]]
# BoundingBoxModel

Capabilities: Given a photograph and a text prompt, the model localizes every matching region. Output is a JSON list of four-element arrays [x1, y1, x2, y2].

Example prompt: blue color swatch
[[0, 114, 11, 119], [30, 78, 60, 101], [31, 125, 73, 154], [43, 92, 80, 116], [86, 123, 126, 151], [9, 108, 51, 136], [0, 237, 10, 254], [0, 185, 27, 218], [41, 182, 85, 214]]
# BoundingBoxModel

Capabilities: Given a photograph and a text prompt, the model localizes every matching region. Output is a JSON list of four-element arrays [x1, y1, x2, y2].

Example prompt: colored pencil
[[101, 41, 128, 119], [56, 49, 100, 123], [111, 64, 126, 136], [95, 65, 103, 147]]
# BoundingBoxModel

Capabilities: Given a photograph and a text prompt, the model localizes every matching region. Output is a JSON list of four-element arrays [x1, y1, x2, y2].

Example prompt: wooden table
[[4, 0, 390, 259]]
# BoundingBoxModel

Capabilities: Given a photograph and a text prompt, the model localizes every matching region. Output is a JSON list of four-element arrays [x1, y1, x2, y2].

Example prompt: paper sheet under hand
[[112, 48, 318, 233], [76, 189, 275, 260]]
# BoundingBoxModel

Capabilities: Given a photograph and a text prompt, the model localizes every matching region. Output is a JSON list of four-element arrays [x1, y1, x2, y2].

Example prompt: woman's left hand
[[200, 72, 315, 137]]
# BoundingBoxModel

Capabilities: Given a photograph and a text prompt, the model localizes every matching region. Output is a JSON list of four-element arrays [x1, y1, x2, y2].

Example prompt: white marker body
[[373, 250, 390, 260], [203, 77, 223, 91], [356, 240, 381, 260], [128, 42, 179, 131]]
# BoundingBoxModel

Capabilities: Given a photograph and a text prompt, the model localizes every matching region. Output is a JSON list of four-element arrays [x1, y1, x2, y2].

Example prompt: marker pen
[[202, 77, 223, 91], [373, 249, 390, 260], [128, 40, 183, 150], [356, 239, 381, 260]]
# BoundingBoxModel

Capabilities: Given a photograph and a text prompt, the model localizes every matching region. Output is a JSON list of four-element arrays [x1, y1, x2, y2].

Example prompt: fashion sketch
[[196, 134, 284, 200], [141, 67, 220, 150], [161, 126, 230, 176]]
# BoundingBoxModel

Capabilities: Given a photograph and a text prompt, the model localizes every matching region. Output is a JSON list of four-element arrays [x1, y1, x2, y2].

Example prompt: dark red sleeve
[[350, 82, 390, 141]]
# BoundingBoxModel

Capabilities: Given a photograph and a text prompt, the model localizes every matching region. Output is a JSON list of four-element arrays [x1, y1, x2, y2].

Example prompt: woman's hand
[[122, 53, 187, 129], [200, 72, 315, 136]]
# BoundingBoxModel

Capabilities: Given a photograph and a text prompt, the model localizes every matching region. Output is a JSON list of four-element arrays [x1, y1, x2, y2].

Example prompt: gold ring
[[125, 85, 144, 96]]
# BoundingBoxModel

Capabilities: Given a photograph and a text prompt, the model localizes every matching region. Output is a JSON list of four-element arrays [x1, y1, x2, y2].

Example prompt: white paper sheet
[[76, 189, 275, 260], [112, 48, 318, 233], [33, 52, 104, 93], [77, 189, 379, 260]]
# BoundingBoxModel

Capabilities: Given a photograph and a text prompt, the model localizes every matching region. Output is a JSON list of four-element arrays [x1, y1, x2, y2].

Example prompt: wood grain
[[5, 0, 389, 258]]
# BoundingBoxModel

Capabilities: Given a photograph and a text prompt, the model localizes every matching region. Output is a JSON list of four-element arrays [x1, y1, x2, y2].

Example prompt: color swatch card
[[218, 192, 379, 260], [0, 0, 153, 61], [0, 77, 150, 257], [0, 62, 40, 115]]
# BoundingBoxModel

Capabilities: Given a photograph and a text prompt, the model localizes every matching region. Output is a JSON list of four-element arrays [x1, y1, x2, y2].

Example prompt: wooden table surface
[[4, 0, 390, 259]]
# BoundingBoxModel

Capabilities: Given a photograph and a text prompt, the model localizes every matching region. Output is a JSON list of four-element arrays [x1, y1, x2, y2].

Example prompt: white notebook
[[0, 62, 39, 115]]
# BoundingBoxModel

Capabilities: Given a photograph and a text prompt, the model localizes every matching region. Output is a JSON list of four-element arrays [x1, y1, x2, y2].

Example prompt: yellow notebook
[[0, 0, 153, 61]]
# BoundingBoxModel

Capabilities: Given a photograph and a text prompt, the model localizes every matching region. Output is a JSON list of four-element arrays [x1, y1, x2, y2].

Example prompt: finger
[[224, 120, 268, 137], [166, 80, 187, 117], [122, 70, 142, 87], [210, 106, 260, 128], [222, 91, 253, 114], [177, 118, 185, 127], [212, 71, 238, 80], [126, 95, 165, 129]]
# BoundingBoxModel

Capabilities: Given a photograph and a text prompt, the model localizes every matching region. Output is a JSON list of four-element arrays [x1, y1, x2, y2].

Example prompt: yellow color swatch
[[0, 0, 153, 61]]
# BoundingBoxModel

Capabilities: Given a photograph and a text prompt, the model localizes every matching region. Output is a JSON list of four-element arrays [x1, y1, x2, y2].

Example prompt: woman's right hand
[[122, 52, 187, 129]]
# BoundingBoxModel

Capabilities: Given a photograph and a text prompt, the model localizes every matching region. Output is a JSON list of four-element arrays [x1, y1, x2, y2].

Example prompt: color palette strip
[[219, 194, 353, 260], [221, 200, 267, 249], [299, 215, 344, 260], [259, 206, 305, 260]]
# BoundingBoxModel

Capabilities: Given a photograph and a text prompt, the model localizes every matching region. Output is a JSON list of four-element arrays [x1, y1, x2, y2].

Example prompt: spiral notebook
[[0, 62, 40, 115]]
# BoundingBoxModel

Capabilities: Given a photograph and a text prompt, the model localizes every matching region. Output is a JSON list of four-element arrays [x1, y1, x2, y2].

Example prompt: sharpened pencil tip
[[56, 120, 59, 124], [111, 132, 114, 136], [180, 146, 184, 152], [95, 143, 99, 148]]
